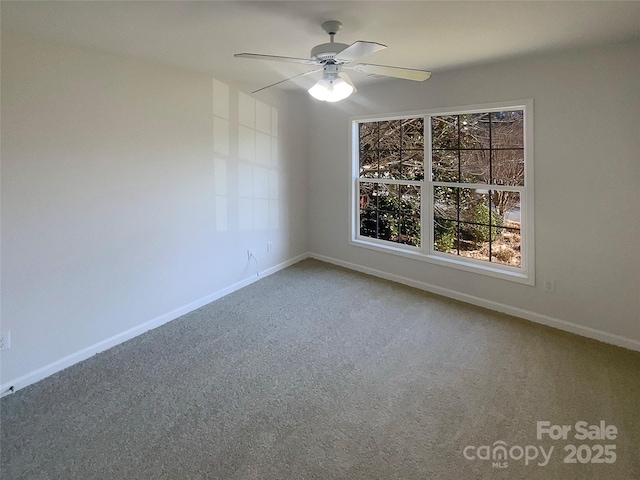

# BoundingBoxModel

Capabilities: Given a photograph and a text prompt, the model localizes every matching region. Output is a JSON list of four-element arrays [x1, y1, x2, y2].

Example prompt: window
[[351, 101, 534, 284]]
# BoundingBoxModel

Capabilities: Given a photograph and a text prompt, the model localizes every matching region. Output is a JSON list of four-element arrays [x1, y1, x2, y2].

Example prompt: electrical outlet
[[543, 279, 556, 293], [0, 331, 11, 350], [267, 242, 273, 253]]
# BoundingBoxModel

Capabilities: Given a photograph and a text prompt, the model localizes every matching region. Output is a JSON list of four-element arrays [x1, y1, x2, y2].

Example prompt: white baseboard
[[308, 252, 640, 353], [0, 253, 308, 397], [3, 251, 636, 397]]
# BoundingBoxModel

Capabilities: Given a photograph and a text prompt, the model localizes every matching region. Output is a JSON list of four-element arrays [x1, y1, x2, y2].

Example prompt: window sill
[[350, 237, 534, 286]]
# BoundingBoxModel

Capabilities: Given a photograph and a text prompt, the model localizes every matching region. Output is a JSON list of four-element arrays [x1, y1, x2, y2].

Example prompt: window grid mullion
[[432, 181, 525, 193], [359, 178, 422, 186]]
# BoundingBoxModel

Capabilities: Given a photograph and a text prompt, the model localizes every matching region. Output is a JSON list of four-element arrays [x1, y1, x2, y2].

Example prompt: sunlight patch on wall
[[214, 158, 228, 232], [238, 125, 255, 161], [212, 78, 229, 155], [238, 92, 280, 232], [213, 78, 230, 232]]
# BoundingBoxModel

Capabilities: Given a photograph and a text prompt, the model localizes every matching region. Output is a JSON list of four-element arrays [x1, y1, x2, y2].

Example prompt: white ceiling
[[3, 1, 640, 92]]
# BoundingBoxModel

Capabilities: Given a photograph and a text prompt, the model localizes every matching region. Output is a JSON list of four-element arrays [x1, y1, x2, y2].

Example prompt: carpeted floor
[[1, 259, 639, 479]]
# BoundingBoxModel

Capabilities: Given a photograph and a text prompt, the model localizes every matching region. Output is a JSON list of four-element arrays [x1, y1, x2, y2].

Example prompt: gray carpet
[[1, 259, 639, 479]]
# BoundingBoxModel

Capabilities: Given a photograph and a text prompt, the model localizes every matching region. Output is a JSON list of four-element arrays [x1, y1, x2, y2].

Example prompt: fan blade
[[334, 41, 386, 63], [235, 53, 315, 65], [251, 69, 322, 94], [352, 63, 431, 81]]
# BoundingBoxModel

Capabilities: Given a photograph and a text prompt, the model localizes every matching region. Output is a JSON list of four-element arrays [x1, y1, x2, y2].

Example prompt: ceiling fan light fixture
[[308, 74, 354, 102]]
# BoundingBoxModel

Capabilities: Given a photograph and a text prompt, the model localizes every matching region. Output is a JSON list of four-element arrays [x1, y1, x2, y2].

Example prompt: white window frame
[[350, 100, 535, 285]]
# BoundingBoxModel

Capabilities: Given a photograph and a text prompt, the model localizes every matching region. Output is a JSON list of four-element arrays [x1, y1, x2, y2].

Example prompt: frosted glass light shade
[[308, 76, 354, 102]]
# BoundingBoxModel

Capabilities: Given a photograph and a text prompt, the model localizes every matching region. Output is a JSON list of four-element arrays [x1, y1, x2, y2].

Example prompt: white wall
[[0, 34, 309, 390], [307, 39, 640, 348]]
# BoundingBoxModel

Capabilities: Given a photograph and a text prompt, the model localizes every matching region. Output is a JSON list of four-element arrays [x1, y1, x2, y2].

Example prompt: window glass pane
[[359, 183, 422, 246], [432, 150, 458, 182], [491, 190, 520, 225], [378, 183, 398, 242], [460, 113, 490, 149], [433, 187, 504, 263], [400, 185, 421, 215], [458, 222, 490, 262], [400, 184, 421, 245], [492, 150, 524, 186], [434, 186, 457, 221], [433, 187, 522, 266], [491, 110, 524, 148], [432, 115, 458, 149], [359, 122, 378, 153], [458, 187, 492, 262], [377, 211, 397, 242], [360, 182, 384, 241], [359, 182, 377, 211], [460, 150, 490, 184], [359, 208, 377, 239], [359, 182, 378, 238], [377, 183, 399, 211], [434, 218, 456, 253], [402, 118, 424, 149], [359, 151, 378, 178], [401, 150, 424, 181], [376, 183, 399, 244], [458, 188, 490, 226], [491, 224, 521, 266], [399, 215, 420, 246], [491, 191, 521, 266], [378, 120, 402, 151], [379, 150, 401, 179]]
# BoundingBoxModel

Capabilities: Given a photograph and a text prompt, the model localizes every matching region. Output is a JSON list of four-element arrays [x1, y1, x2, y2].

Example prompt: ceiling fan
[[234, 20, 431, 102]]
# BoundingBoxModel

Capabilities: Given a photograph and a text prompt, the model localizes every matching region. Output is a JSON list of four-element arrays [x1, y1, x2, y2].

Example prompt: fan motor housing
[[310, 42, 349, 62]]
